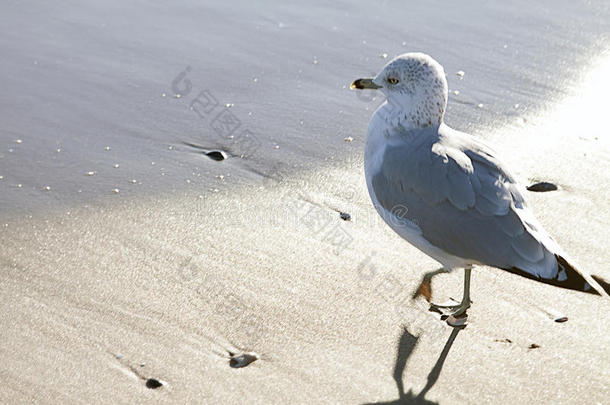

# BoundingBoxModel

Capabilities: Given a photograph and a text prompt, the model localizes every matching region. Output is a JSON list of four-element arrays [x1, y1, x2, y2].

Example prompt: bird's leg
[[429, 267, 472, 317], [453, 267, 471, 316], [412, 267, 448, 301]]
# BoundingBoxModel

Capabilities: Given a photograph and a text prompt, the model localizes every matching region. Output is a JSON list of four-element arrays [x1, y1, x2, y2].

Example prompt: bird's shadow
[[363, 326, 463, 405]]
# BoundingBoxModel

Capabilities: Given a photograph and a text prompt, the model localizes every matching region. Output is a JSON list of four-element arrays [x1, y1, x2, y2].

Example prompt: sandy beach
[[1, 1, 609, 404]]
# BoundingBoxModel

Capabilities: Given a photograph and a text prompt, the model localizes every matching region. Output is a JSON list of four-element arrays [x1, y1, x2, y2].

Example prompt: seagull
[[351, 52, 608, 325]]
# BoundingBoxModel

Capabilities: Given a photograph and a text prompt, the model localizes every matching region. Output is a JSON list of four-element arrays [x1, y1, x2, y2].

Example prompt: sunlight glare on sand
[[491, 51, 610, 156], [544, 52, 610, 144]]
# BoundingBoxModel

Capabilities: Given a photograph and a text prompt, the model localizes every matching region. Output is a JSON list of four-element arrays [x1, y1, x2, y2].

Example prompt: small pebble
[[0, 176, 3, 180], [453, 90, 460, 96], [15, 139, 22, 144], [274, 145, 280, 149], [130, 179, 137, 184], [528, 343, 541, 349], [113, 188, 120, 194], [145, 378, 163, 389], [313, 57, 318, 65], [206, 150, 227, 161], [253, 77, 258, 83], [344, 136, 354, 142], [225, 103, 234, 108], [527, 182, 558, 192], [401, 41, 407, 46], [554, 316, 568, 323], [175, 94, 181, 98], [229, 352, 259, 368], [168, 145, 174, 150], [56, 149, 61, 153], [104, 146, 111, 151], [113, 164, 120, 168], [44, 186, 51, 191], [340, 212, 351, 221], [477, 103, 484, 108], [456, 70, 465, 78], [381, 53, 388, 59], [87, 171, 96, 176], [161, 93, 166, 97], [17, 184, 22, 188]]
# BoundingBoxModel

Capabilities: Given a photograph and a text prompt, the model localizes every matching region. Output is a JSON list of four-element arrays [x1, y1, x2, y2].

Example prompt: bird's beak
[[350, 78, 381, 90]]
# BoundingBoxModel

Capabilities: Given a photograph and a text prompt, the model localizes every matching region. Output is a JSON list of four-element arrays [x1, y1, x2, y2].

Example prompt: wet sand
[[1, 1, 609, 404]]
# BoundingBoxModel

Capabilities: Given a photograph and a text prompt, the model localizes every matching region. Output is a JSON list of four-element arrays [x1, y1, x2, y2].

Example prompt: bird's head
[[352, 52, 448, 128]]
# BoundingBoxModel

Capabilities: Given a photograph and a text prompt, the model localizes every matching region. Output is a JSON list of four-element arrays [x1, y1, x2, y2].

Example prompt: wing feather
[[372, 124, 559, 280]]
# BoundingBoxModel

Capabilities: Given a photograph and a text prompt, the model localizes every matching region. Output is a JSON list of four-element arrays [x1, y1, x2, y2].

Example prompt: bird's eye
[[387, 77, 399, 85]]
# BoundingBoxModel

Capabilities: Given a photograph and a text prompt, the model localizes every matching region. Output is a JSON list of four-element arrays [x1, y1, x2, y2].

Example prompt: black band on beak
[[350, 78, 382, 90]]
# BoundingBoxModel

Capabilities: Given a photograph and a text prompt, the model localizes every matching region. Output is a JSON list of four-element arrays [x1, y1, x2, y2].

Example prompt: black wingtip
[[554, 254, 597, 294], [591, 275, 610, 296], [503, 255, 602, 295]]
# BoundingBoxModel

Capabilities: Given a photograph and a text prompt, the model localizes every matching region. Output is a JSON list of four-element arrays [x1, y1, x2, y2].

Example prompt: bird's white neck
[[376, 92, 446, 132]]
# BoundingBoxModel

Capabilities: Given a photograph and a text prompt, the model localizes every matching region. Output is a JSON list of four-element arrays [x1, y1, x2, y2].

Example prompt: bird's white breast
[[363, 108, 470, 270]]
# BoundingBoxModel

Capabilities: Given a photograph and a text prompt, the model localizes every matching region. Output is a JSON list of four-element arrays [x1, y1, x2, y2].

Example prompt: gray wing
[[372, 124, 562, 280]]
